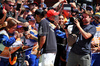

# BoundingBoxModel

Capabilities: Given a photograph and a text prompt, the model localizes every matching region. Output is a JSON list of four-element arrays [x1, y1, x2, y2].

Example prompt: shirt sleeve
[[38, 21, 48, 36], [88, 26, 96, 36], [0, 34, 16, 47]]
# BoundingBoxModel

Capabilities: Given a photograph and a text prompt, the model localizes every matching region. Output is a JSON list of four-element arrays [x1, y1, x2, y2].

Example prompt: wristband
[[37, 48, 41, 51], [25, 34, 29, 35]]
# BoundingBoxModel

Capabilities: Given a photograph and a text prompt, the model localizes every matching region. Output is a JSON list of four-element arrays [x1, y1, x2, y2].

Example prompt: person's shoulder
[[88, 24, 96, 28], [88, 24, 96, 31], [40, 18, 49, 24]]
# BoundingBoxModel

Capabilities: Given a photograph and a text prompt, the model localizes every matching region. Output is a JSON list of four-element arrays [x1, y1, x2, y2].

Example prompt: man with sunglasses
[[4, 0, 15, 18], [91, 12, 100, 26], [86, 5, 94, 15]]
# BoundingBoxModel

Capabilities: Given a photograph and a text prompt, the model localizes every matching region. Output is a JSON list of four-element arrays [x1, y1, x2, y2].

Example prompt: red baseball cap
[[47, 9, 59, 17]]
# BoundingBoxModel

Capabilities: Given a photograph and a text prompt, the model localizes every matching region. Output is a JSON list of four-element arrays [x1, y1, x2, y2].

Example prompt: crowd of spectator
[[0, 0, 100, 66]]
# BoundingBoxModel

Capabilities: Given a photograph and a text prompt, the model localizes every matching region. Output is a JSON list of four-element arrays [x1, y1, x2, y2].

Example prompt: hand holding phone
[[16, 3, 21, 11]]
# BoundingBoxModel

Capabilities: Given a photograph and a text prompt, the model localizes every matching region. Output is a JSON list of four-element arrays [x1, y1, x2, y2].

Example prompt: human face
[[8, 25, 17, 34], [50, 16, 57, 22], [5, 1, 15, 12], [17, 27, 24, 33], [34, 15, 40, 23], [82, 14, 91, 25], [29, 20, 36, 27], [59, 15, 64, 24], [41, 0, 44, 3], [29, 4, 34, 10]]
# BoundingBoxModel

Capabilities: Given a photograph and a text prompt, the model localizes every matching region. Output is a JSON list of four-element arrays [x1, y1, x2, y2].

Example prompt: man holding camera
[[66, 11, 96, 66]]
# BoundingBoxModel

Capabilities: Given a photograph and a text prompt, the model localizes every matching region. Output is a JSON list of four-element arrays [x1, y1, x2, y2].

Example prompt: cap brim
[[54, 12, 59, 16], [17, 25, 23, 28], [29, 19, 35, 21], [94, 14, 100, 18], [86, 7, 93, 10]]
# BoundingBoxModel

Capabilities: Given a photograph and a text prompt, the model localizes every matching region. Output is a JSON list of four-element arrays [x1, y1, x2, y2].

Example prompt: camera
[[63, 4, 71, 11], [64, 14, 82, 29], [28, 0, 34, 3], [0, 3, 4, 19], [70, 15, 82, 25]]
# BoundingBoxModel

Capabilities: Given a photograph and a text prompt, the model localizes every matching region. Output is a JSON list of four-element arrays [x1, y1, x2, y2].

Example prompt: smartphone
[[16, 3, 21, 11], [63, 4, 71, 11], [70, 0, 73, 2], [67, 0, 73, 3]]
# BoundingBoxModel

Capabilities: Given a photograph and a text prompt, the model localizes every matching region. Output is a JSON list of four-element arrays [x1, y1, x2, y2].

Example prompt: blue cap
[[24, 5, 29, 9], [86, 5, 93, 10], [17, 25, 23, 28], [26, 15, 35, 21], [39, 3, 47, 8]]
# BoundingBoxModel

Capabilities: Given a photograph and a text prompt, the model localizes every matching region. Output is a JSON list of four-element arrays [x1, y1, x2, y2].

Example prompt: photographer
[[65, 11, 96, 66]]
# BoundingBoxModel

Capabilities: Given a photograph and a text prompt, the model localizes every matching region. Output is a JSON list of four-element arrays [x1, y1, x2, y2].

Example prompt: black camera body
[[70, 14, 83, 25], [64, 14, 83, 29], [0, 3, 3, 19]]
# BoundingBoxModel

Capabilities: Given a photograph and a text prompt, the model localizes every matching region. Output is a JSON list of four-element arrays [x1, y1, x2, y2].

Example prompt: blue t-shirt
[[71, 24, 96, 55]]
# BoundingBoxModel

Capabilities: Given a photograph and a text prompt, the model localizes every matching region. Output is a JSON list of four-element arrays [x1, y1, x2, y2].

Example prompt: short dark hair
[[34, 9, 44, 18]]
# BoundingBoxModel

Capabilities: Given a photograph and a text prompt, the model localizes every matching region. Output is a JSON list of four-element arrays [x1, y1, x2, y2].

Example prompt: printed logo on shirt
[[49, 23, 55, 32], [38, 26, 43, 35], [38, 26, 49, 35]]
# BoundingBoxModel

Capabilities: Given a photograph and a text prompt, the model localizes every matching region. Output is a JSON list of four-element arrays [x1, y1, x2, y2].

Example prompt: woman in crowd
[[0, 19, 18, 66]]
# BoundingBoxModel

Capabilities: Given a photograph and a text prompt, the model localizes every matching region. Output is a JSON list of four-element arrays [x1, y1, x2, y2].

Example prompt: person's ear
[[36, 15, 38, 18], [98, 19, 100, 22]]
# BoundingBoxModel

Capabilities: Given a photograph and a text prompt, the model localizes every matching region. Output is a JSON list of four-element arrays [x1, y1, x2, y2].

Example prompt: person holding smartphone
[[4, 0, 15, 18]]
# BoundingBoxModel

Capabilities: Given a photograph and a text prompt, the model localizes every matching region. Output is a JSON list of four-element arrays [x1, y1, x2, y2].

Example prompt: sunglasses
[[26, 10, 30, 12], [7, 3, 15, 7], [86, 8, 92, 11]]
